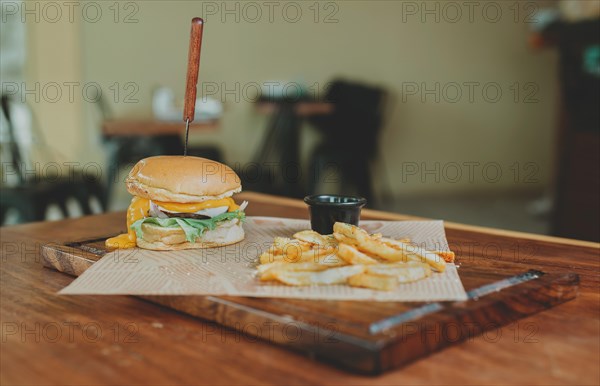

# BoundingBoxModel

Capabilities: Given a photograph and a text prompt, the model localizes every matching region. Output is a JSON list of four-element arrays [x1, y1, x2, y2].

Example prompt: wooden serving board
[[42, 236, 579, 375]]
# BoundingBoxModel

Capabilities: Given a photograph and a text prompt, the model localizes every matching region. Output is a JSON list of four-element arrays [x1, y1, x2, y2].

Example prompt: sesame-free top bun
[[126, 156, 241, 203]]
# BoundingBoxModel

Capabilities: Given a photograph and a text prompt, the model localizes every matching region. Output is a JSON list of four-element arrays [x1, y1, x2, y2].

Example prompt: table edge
[[240, 192, 600, 249]]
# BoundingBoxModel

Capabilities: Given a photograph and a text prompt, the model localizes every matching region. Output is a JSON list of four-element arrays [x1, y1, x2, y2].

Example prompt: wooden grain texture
[[1, 192, 599, 384], [40, 239, 580, 374], [183, 17, 204, 123]]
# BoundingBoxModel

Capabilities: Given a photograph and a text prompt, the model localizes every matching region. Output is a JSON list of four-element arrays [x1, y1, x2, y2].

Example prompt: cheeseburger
[[106, 156, 247, 250]]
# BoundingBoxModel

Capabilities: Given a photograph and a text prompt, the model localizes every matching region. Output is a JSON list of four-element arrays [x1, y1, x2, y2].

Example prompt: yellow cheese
[[105, 196, 149, 249], [154, 197, 239, 213]]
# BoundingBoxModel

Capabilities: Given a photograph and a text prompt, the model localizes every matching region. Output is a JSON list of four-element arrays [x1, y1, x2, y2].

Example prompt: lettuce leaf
[[130, 210, 245, 243]]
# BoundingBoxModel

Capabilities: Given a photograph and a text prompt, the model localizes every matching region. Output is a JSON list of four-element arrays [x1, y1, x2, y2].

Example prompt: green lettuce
[[130, 210, 245, 243]]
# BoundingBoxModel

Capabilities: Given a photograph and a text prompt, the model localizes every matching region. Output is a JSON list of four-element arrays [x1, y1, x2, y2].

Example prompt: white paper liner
[[60, 217, 467, 302]]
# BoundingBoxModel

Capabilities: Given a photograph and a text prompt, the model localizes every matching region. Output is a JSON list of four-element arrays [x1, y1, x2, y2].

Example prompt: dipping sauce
[[304, 194, 367, 234]]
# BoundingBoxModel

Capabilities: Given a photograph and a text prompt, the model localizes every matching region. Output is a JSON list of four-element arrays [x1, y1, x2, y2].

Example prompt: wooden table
[[1, 192, 598, 385], [255, 101, 334, 117], [102, 119, 219, 137]]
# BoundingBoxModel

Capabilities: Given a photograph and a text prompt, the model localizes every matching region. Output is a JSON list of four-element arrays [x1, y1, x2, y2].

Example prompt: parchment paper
[[60, 217, 467, 301]]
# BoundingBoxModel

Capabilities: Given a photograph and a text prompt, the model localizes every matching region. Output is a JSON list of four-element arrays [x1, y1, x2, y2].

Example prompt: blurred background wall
[[3, 0, 598, 239], [22, 0, 558, 193]]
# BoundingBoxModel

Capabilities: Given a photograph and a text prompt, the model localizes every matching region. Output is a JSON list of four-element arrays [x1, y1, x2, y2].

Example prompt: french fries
[[272, 265, 365, 286], [256, 222, 454, 290], [258, 262, 329, 281], [337, 243, 379, 265], [260, 245, 334, 264], [348, 273, 399, 291], [366, 261, 431, 281], [334, 223, 409, 262], [293, 230, 328, 246], [379, 237, 446, 272], [380, 237, 454, 263]]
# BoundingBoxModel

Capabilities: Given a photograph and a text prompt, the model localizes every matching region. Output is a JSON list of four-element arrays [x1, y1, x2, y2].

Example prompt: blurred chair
[[307, 79, 388, 203], [541, 19, 600, 241], [0, 94, 105, 224], [249, 102, 302, 197], [248, 92, 334, 198]]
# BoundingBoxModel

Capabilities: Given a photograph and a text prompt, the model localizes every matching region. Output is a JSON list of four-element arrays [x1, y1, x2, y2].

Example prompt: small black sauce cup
[[304, 194, 367, 234]]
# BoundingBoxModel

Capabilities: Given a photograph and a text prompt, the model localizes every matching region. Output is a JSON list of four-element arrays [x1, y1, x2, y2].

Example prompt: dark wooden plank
[[41, 232, 579, 374]]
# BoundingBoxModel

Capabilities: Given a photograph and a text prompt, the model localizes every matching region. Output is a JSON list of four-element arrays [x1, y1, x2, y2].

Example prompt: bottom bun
[[136, 218, 245, 250]]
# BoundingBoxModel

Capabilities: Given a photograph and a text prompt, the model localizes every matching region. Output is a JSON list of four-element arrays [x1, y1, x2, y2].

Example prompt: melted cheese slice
[[106, 196, 150, 249], [155, 197, 239, 213], [105, 196, 240, 249]]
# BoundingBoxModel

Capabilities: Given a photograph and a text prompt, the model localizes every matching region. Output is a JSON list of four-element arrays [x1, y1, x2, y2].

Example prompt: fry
[[348, 262, 431, 290], [272, 237, 295, 249], [273, 265, 365, 286], [380, 238, 446, 272], [260, 248, 343, 265], [334, 222, 412, 262], [348, 273, 399, 291], [333, 232, 357, 245], [333, 222, 363, 240], [273, 238, 330, 261], [379, 236, 411, 245], [271, 237, 311, 256], [355, 235, 408, 262], [258, 262, 328, 281], [293, 230, 328, 246], [366, 262, 431, 282], [260, 251, 283, 264], [316, 253, 347, 266], [434, 250, 455, 263], [322, 234, 337, 242], [337, 243, 379, 265], [257, 262, 284, 276], [291, 246, 336, 263]]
